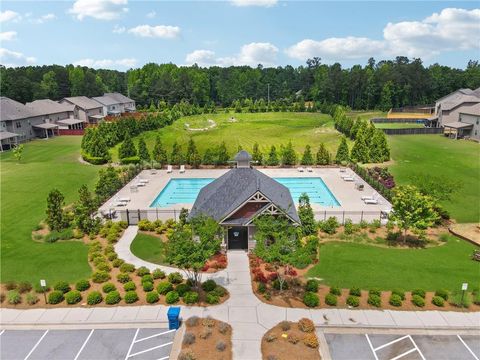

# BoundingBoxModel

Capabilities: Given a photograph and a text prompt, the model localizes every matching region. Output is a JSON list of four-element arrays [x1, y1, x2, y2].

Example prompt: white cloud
[[128, 25, 180, 39], [231, 0, 277, 7], [186, 42, 279, 67], [73, 58, 137, 69], [31, 13, 56, 24], [0, 10, 21, 23], [68, 0, 128, 21], [113, 24, 126, 34], [0, 31, 17, 41], [0, 48, 36, 67], [146, 11, 156, 18], [286, 7, 480, 61]]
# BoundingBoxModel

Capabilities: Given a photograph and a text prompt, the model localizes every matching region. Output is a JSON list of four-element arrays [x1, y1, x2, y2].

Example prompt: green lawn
[[388, 135, 480, 223], [130, 233, 167, 265], [0, 137, 99, 284], [347, 111, 386, 122], [374, 123, 425, 129], [307, 236, 479, 291], [111, 112, 345, 161]]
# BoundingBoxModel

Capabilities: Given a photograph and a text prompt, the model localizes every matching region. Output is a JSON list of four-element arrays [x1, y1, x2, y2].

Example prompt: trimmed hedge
[[120, 156, 140, 165], [411, 295, 425, 307], [303, 292, 319, 307], [75, 279, 91, 292], [124, 291, 139, 304], [157, 281, 173, 295], [146, 291, 159, 304], [65, 290, 82, 305], [82, 151, 109, 165], [368, 294, 381, 307], [305, 279, 319, 292], [105, 291, 121, 305], [346, 295, 360, 307], [87, 291, 103, 305], [325, 293, 337, 306], [53, 281, 71, 294], [165, 291, 180, 304], [183, 291, 199, 304], [48, 290, 64, 304]]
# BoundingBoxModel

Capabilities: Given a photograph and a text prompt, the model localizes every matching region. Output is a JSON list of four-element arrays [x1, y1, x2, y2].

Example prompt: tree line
[[1, 57, 479, 110]]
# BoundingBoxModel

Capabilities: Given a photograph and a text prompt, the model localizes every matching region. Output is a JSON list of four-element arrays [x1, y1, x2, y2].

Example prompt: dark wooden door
[[228, 227, 247, 250]]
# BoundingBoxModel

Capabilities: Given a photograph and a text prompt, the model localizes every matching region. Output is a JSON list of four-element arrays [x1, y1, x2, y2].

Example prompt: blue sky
[[1, 1, 479, 70]]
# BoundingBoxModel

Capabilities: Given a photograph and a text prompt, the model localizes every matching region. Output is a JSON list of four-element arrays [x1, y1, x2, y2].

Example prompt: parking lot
[[0, 327, 175, 360], [325, 332, 480, 360]]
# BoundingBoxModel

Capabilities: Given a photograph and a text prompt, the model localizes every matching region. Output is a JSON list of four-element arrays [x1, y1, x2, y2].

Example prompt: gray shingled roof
[[26, 99, 75, 116], [93, 95, 119, 106], [62, 96, 103, 110], [104, 92, 134, 104], [0, 97, 36, 121], [188, 167, 300, 224]]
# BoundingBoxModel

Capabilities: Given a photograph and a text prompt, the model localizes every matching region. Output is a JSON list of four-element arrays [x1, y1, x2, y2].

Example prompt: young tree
[[118, 134, 137, 159], [179, 208, 189, 226], [185, 138, 197, 166], [316, 143, 331, 165], [202, 148, 215, 165], [170, 141, 183, 165], [216, 141, 229, 165], [298, 193, 317, 236], [390, 185, 439, 242], [12, 144, 24, 163], [251, 142, 263, 165], [266, 145, 279, 166], [335, 136, 350, 164], [74, 185, 99, 234], [95, 166, 122, 200], [46, 189, 66, 231], [281, 141, 297, 166], [301, 145, 314, 165], [350, 127, 370, 163], [369, 129, 390, 163], [152, 136, 168, 166], [88, 130, 110, 160], [137, 137, 150, 162]]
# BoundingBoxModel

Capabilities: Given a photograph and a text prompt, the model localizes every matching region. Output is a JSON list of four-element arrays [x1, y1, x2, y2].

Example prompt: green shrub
[[359, 220, 368, 229], [75, 279, 91, 292], [303, 292, 319, 307], [53, 281, 71, 294], [329, 286, 341, 296], [411, 295, 425, 307], [7, 290, 22, 304], [143, 281, 154, 292], [124, 291, 139, 304], [112, 259, 125, 268], [168, 272, 183, 284], [257, 282, 266, 293], [346, 295, 360, 307], [213, 286, 226, 297], [141, 274, 154, 284], [369, 288, 381, 297], [272, 279, 289, 290], [165, 291, 180, 304], [117, 273, 131, 283], [349, 287, 361, 297], [206, 292, 219, 304], [146, 291, 159, 304], [473, 292, 480, 306], [48, 290, 64, 304], [391, 289, 405, 300], [120, 156, 140, 165], [343, 219, 355, 235], [305, 279, 319, 292], [65, 290, 82, 304], [450, 292, 470, 308], [91, 271, 110, 283], [96, 262, 111, 272], [176, 283, 192, 297], [87, 291, 103, 305], [136, 266, 150, 277], [152, 269, 166, 279], [5, 281, 17, 290], [201, 279, 217, 292], [389, 294, 402, 307], [184, 291, 199, 304], [102, 283, 116, 293], [157, 281, 173, 295], [432, 296, 445, 307], [411, 289, 426, 299], [368, 294, 381, 307], [106, 252, 118, 261], [434, 289, 449, 301], [120, 263, 135, 273], [26, 292, 39, 305], [325, 293, 337, 306], [319, 217, 339, 234], [123, 281, 136, 291], [17, 281, 32, 294], [34, 283, 50, 293], [105, 291, 121, 305]]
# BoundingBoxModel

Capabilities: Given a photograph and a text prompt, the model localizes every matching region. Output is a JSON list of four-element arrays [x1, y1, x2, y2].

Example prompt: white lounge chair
[[135, 181, 146, 187], [167, 165, 173, 173], [306, 167, 313, 172], [361, 193, 376, 201], [343, 176, 355, 182], [119, 197, 131, 202], [138, 178, 149, 184], [297, 167, 305, 172], [180, 165, 185, 173], [364, 195, 380, 205], [339, 167, 347, 173], [112, 198, 127, 207], [150, 168, 157, 175]]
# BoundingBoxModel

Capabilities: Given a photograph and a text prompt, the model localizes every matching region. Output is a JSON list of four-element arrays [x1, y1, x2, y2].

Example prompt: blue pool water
[[150, 177, 340, 208]]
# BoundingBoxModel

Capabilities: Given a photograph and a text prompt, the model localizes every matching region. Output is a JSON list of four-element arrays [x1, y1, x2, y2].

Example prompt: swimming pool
[[150, 177, 340, 208]]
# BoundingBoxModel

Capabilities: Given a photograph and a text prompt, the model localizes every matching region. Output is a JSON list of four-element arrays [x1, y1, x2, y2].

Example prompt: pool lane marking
[[73, 329, 94, 360], [128, 342, 173, 358], [389, 348, 417, 360], [408, 335, 426, 360], [365, 334, 379, 360], [134, 329, 175, 343], [125, 328, 139, 360], [24, 330, 48, 360], [373, 335, 410, 351], [457, 335, 479, 360]]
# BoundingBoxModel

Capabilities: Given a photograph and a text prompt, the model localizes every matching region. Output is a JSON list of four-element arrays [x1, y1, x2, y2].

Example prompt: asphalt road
[[0, 327, 175, 360]]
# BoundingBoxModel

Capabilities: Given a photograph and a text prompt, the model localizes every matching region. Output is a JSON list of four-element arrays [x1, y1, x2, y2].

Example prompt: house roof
[[62, 96, 102, 110], [234, 150, 252, 162], [443, 121, 474, 129], [104, 92, 134, 104], [93, 95, 119, 106], [0, 131, 20, 140], [437, 88, 480, 111], [26, 99, 75, 116], [188, 166, 300, 224], [0, 97, 37, 121]]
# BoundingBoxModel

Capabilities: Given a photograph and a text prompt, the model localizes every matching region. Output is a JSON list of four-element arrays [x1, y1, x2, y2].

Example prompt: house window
[[16, 121, 21, 128], [99, 109, 102, 114], [477, 120, 479, 125]]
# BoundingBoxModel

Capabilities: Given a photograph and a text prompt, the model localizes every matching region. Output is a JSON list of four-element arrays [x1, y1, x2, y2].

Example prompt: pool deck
[[99, 167, 391, 223]]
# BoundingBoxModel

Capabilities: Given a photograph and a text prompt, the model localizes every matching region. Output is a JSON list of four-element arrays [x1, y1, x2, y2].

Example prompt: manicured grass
[[130, 233, 167, 265], [307, 236, 479, 291], [388, 135, 480, 223], [347, 111, 386, 122], [374, 123, 425, 129], [111, 112, 346, 161], [0, 137, 99, 284]]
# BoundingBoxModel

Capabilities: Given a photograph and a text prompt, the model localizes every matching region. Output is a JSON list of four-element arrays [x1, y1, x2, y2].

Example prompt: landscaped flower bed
[[367, 166, 396, 189], [179, 316, 232, 360], [261, 319, 321, 360]]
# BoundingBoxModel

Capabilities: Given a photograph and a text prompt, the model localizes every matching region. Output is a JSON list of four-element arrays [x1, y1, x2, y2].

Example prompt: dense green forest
[[1, 57, 479, 110]]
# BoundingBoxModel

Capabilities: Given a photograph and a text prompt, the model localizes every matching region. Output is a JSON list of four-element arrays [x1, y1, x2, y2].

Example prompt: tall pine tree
[[350, 127, 370, 163], [316, 143, 331, 165], [137, 137, 150, 162], [152, 136, 168, 166], [170, 141, 183, 165], [118, 134, 137, 159], [267, 145, 279, 166], [252, 142, 263, 165], [301, 145, 314, 165], [335, 136, 350, 164]]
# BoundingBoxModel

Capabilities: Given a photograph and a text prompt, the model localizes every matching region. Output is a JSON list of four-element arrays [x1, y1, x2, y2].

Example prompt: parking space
[[325, 332, 480, 360], [0, 327, 175, 360]]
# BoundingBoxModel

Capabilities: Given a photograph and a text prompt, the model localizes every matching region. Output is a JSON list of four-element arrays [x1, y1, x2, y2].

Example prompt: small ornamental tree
[[12, 144, 24, 163], [266, 145, 279, 166], [216, 141, 229, 166], [335, 136, 350, 164], [301, 145, 314, 165], [46, 189, 66, 231], [350, 127, 370, 163], [298, 193, 316, 236], [252, 142, 263, 165], [186, 138, 197, 166], [390, 185, 439, 242], [95, 166, 122, 200], [170, 141, 183, 165], [369, 129, 390, 162], [88, 129, 110, 160], [152, 136, 168, 166], [202, 148, 215, 165], [74, 184, 98, 234], [137, 137, 150, 162], [118, 134, 137, 159], [281, 141, 297, 166], [316, 143, 331, 165]]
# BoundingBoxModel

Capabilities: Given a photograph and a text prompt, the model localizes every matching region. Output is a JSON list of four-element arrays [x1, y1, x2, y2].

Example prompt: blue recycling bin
[[167, 306, 181, 330]]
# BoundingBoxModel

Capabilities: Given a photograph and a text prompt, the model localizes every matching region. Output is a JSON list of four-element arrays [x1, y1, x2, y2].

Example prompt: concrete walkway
[[2, 229, 479, 360]]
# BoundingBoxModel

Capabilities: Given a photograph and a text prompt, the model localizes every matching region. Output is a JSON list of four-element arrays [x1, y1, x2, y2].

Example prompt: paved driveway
[[325, 332, 480, 360], [0, 327, 175, 360]]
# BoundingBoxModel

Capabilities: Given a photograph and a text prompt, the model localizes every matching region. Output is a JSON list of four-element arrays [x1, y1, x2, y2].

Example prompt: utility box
[[167, 306, 181, 330]]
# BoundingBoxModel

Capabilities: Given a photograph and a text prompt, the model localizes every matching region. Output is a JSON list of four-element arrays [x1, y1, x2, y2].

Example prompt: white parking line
[[408, 335, 426, 360], [365, 334, 379, 360], [128, 342, 173, 358], [0, 330, 5, 336], [157, 356, 169, 360], [457, 335, 479, 360], [135, 329, 175, 343], [374, 335, 410, 351], [390, 348, 417, 360], [125, 328, 139, 360], [24, 330, 48, 360], [74, 329, 94, 360]]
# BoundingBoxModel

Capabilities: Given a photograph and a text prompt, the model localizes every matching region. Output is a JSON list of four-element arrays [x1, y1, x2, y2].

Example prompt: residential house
[[105, 92, 136, 113], [93, 92, 136, 116], [59, 96, 104, 124], [26, 99, 85, 130]]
